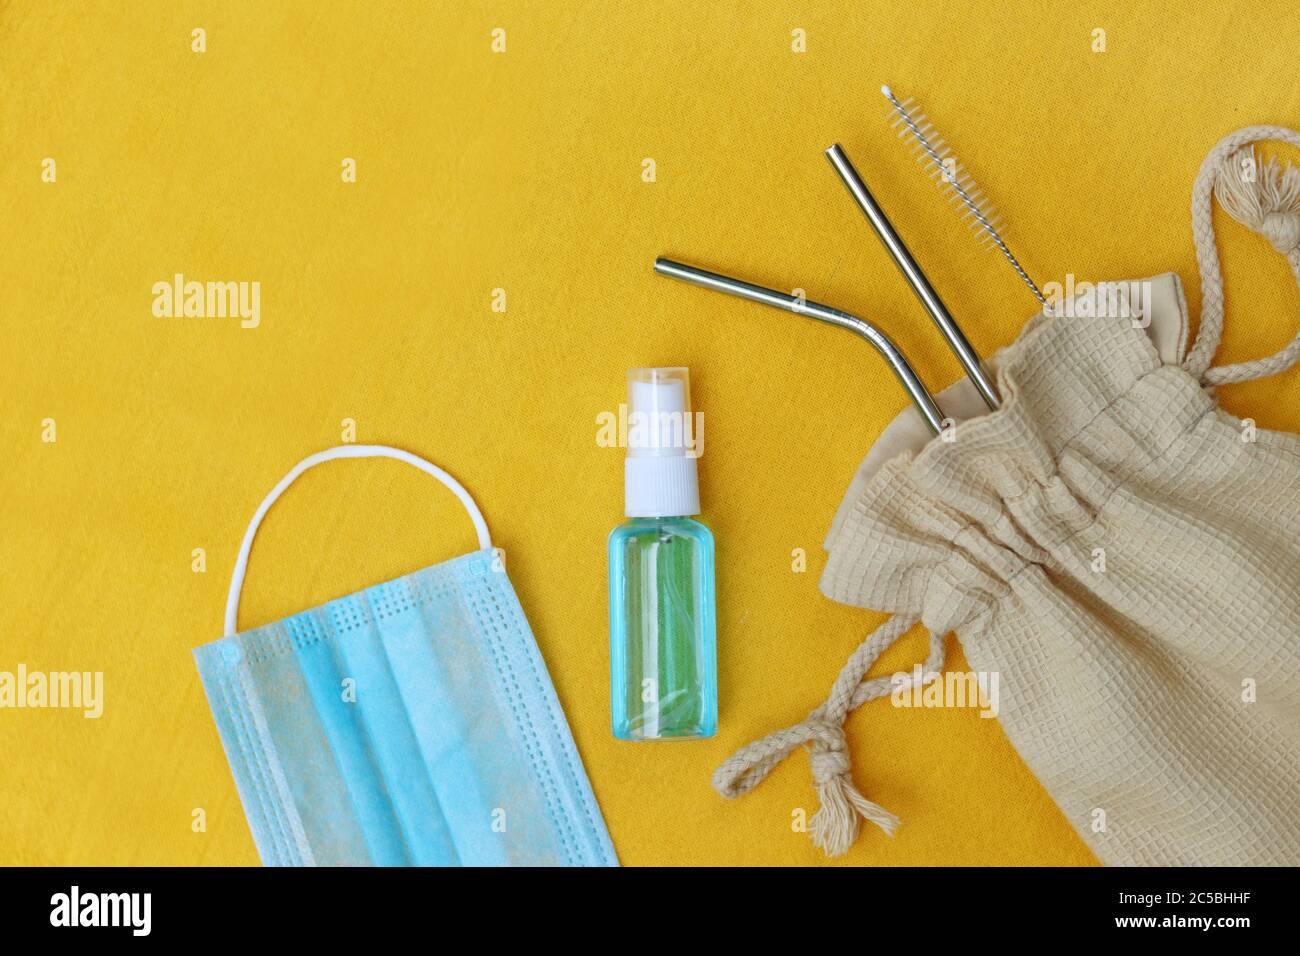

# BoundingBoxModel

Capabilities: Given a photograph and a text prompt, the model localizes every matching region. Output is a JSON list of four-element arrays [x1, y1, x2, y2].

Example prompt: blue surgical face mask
[[194, 445, 618, 867]]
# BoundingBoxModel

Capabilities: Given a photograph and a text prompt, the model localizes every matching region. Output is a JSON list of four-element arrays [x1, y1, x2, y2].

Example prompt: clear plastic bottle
[[609, 368, 717, 740]]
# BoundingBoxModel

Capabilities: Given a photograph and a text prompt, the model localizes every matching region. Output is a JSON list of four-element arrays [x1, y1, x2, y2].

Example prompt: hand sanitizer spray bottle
[[609, 367, 717, 740]]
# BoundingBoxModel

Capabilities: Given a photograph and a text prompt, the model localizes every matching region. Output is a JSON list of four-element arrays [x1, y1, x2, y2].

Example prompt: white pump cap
[[624, 367, 701, 517]]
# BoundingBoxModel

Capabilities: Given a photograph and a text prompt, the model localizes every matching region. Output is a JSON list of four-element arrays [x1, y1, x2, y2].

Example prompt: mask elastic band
[[223, 444, 492, 637]]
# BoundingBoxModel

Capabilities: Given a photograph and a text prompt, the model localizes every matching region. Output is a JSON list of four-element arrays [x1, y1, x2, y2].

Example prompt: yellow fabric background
[[3, 0, 1298, 866]]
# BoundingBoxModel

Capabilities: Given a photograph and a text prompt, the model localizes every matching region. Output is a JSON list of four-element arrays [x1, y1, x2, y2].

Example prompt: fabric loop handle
[[1184, 125, 1300, 385], [223, 444, 491, 637]]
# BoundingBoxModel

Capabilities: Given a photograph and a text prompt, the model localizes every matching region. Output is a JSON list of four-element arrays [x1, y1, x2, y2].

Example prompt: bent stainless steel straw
[[653, 257, 945, 434], [825, 143, 1000, 410]]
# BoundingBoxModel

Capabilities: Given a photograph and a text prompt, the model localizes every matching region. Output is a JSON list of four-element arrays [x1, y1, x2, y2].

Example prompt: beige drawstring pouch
[[714, 125, 1300, 865]]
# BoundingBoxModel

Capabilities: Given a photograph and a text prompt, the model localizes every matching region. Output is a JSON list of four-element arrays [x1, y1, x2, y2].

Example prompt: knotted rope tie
[[1216, 145, 1300, 255], [1186, 126, 1300, 386], [712, 615, 946, 857], [1260, 213, 1300, 255]]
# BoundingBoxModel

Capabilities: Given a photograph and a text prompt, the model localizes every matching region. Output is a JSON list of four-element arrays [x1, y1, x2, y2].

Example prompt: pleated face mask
[[194, 445, 617, 867]]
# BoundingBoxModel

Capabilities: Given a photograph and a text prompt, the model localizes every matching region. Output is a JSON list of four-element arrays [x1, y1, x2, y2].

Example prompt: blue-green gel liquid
[[608, 516, 717, 740]]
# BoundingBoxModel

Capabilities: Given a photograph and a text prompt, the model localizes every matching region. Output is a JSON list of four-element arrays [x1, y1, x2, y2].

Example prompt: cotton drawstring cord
[[1184, 125, 1300, 385], [712, 614, 945, 857]]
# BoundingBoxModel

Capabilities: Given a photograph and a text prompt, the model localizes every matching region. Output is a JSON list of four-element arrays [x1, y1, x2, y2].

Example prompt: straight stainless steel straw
[[825, 143, 1000, 410], [653, 257, 945, 434]]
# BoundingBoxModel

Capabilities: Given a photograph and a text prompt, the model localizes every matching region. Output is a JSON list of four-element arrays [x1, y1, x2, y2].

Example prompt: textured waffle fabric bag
[[713, 126, 1300, 865]]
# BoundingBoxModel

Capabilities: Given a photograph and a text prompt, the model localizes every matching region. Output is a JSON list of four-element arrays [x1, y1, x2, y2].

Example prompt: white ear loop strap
[[223, 444, 491, 637]]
